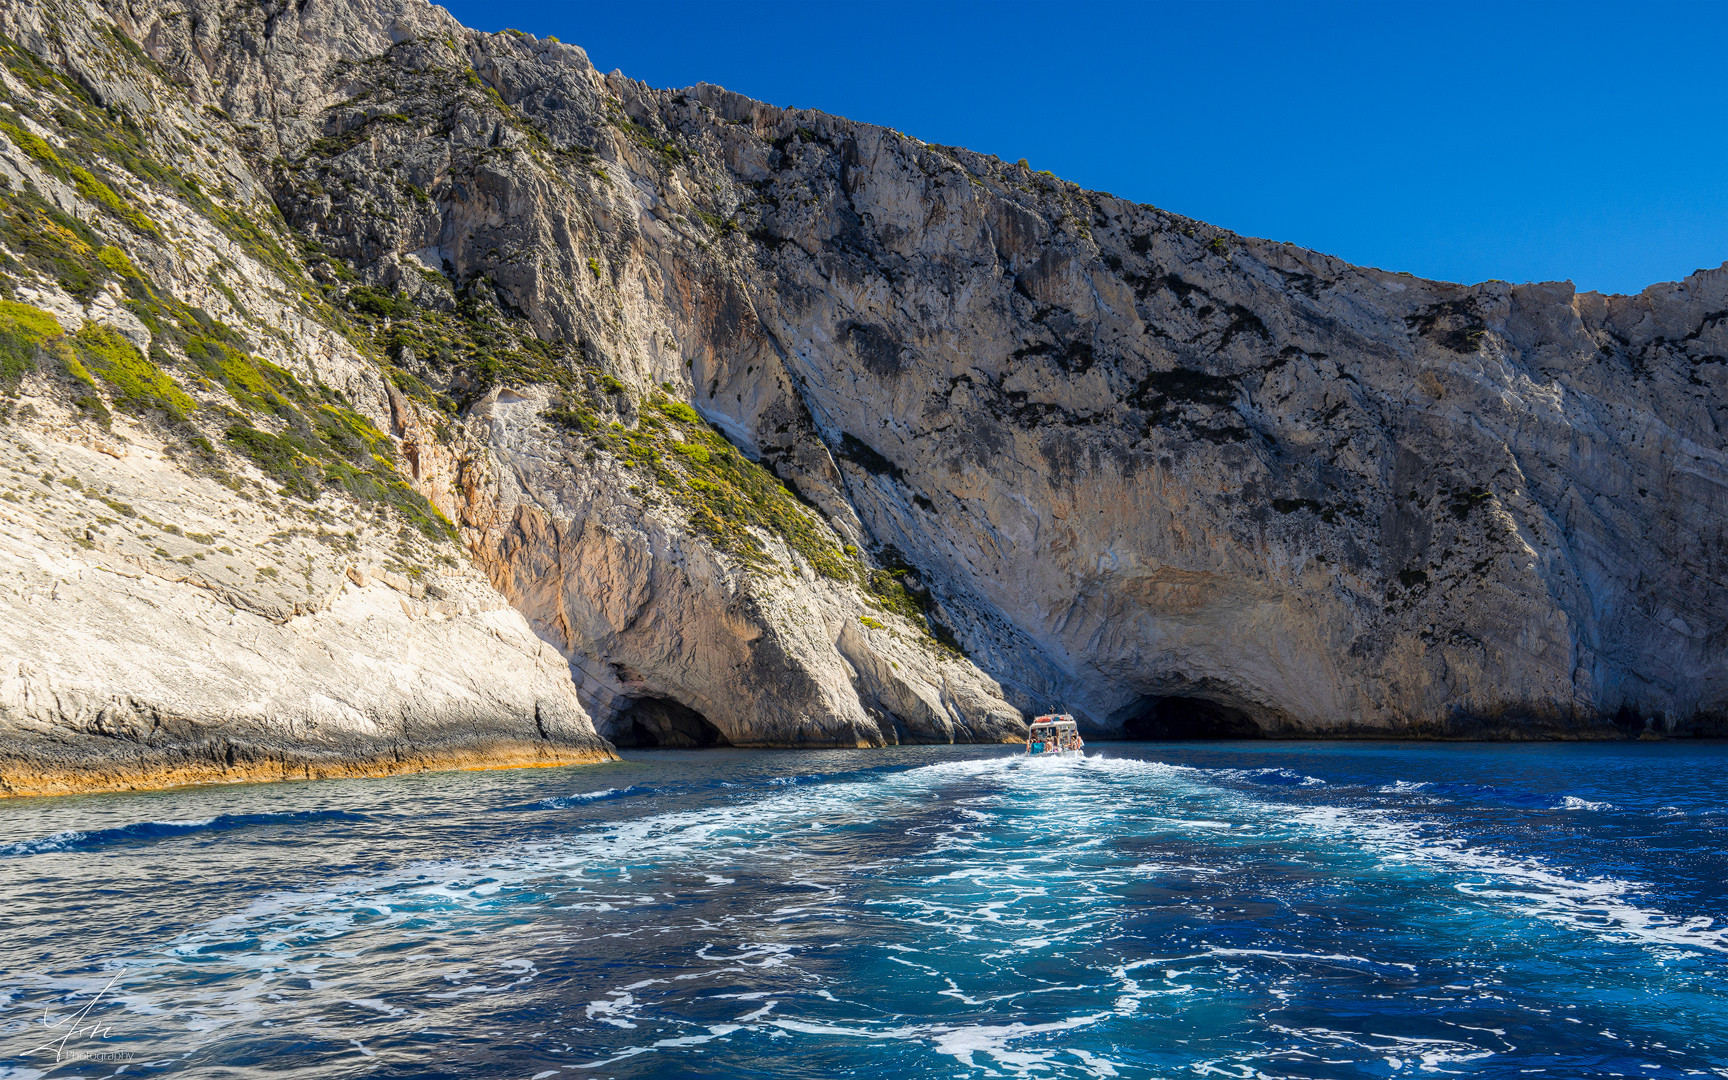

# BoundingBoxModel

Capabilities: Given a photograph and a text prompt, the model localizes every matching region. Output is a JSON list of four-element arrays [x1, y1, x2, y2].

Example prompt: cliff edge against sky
[[0, 0, 1722, 794]]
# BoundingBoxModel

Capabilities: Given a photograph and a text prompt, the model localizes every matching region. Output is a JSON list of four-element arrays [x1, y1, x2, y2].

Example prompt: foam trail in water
[[8, 748, 1719, 1079], [1062, 755, 1728, 958], [1377, 779, 1617, 812], [496, 786, 656, 811], [1288, 804, 1728, 955]]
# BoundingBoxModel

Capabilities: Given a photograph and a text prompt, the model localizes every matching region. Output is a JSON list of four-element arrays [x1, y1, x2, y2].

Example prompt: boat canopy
[[1029, 713, 1078, 733]]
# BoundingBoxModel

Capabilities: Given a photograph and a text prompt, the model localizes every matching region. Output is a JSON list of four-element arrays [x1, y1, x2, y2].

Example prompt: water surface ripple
[[2, 741, 1724, 1078]]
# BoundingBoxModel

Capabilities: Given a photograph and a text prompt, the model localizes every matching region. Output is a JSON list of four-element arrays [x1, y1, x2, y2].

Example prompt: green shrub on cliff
[[593, 394, 851, 580], [0, 298, 60, 394], [185, 335, 301, 416], [314, 403, 392, 463], [544, 403, 598, 433], [0, 118, 62, 170], [225, 424, 325, 501], [340, 281, 579, 407], [0, 186, 105, 299], [73, 322, 193, 420], [224, 412, 453, 540], [67, 165, 160, 237], [0, 117, 161, 239], [348, 285, 414, 319], [653, 398, 700, 424]]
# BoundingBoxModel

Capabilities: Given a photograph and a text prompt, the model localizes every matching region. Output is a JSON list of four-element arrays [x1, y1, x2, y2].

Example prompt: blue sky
[[439, 0, 1726, 296]]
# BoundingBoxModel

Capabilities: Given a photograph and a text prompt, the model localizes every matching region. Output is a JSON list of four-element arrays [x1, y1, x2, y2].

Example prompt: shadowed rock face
[[1116, 698, 1265, 741], [0, 0, 1721, 781], [611, 696, 729, 749]]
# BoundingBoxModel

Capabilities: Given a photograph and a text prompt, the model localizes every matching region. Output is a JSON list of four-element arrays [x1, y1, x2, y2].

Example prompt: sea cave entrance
[[610, 696, 731, 749], [1117, 696, 1265, 740]]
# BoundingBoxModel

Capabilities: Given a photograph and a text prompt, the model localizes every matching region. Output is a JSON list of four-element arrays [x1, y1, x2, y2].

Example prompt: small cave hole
[[610, 696, 730, 749], [1120, 696, 1264, 740]]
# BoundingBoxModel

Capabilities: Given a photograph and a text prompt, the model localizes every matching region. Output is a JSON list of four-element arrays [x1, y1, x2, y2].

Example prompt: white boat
[[1024, 714, 1084, 759]]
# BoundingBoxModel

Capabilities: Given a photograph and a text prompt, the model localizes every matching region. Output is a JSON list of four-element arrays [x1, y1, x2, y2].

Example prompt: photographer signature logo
[[26, 971, 131, 1063]]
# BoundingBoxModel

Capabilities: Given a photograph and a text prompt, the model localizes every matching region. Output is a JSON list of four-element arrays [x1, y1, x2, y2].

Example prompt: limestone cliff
[[0, 0, 1023, 796], [0, 0, 1721, 796], [0, 0, 618, 794]]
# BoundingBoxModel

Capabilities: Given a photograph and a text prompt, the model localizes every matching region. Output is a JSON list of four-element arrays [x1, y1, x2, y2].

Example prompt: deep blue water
[[1, 741, 1725, 1078]]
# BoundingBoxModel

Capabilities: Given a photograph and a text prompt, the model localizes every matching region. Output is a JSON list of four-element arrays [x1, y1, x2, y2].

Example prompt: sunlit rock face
[[0, 0, 1722, 795], [0, 0, 1024, 790]]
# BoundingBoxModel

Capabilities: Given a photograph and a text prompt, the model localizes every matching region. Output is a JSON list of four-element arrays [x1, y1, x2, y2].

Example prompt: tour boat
[[1025, 714, 1085, 759]]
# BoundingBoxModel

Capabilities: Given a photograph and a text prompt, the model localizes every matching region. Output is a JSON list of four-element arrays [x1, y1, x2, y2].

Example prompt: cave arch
[[609, 696, 731, 748], [1116, 695, 1265, 740]]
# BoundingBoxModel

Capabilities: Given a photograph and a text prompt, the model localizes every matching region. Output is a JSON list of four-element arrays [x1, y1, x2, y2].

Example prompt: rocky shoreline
[[0, 735, 611, 799]]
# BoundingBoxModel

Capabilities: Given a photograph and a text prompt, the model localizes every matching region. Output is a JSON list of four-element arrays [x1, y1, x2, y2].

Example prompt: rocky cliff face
[[0, 0, 622, 795], [0, 0, 1720, 796], [0, 0, 1023, 795]]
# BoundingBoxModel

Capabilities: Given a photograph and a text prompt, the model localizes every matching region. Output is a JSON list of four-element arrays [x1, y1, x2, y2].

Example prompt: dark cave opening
[[609, 696, 731, 749], [1119, 696, 1265, 740]]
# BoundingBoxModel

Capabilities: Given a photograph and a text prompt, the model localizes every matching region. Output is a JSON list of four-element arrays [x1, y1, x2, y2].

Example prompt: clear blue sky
[[440, 0, 1726, 296]]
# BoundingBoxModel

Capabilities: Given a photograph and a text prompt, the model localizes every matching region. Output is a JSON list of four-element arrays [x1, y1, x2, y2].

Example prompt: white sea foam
[[1262, 1023, 1498, 1070], [1070, 756, 1728, 958], [570, 1024, 741, 1069], [638, 1012, 1123, 1078], [1219, 767, 1328, 787], [585, 992, 639, 1028], [552, 786, 633, 802], [1120, 948, 1419, 974], [1288, 804, 1728, 955], [0, 828, 88, 857], [1381, 780, 1434, 794], [8, 748, 1719, 1078]]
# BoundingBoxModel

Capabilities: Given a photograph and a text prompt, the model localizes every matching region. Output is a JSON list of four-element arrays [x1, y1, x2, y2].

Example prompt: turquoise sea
[[2, 741, 1725, 1077]]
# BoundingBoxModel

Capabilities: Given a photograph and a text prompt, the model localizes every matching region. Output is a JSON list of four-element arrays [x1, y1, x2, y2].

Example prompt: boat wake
[[2, 744, 1723, 1077]]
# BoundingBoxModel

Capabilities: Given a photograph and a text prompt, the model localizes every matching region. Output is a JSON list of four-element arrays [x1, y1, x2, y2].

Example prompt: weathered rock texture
[[0, 0, 1722, 791], [0, 0, 1025, 797], [0, 0, 620, 794], [0, 409, 609, 797]]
